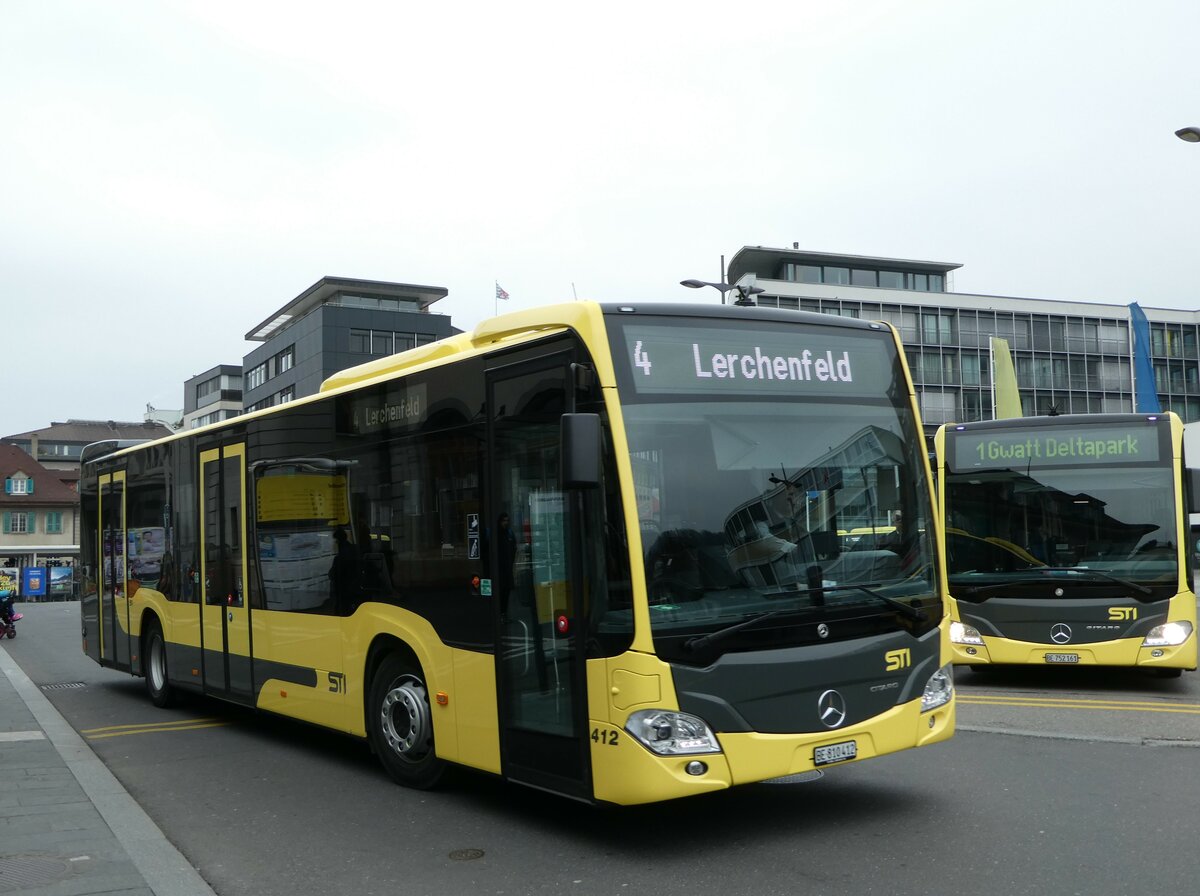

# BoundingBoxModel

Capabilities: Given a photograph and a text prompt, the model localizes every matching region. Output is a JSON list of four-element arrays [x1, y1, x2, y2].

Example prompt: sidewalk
[[0, 637, 217, 896]]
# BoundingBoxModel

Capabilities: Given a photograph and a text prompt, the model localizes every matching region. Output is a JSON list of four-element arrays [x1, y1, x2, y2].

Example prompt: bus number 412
[[591, 728, 620, 746]]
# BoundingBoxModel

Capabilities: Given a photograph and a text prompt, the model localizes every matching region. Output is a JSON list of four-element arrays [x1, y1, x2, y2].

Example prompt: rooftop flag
[[495, 282, 510, 301]]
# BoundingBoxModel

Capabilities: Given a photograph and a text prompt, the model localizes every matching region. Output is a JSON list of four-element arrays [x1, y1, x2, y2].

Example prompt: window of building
[[824, 266, 850, 285], [246, 363, 267, 391], [942, 353, 959, 385], [341, 294, 381, 309], [46, 512, 63, 534], [850, 269, 876, 287], [277, 386, 295, 404], [920, 391, 957, 424], [922, 312, 953, 345], [349, 329, 371, 353], [1098, 323, 1126, 354], [961, 352, 981, 386], [5, 475, 32, 495], [908, 273, 928, 291], [962, 390, 988, 422], [277, 346, 294, 373], [2, 511, 32, 534], [877, 271, 904, 289], [372, 331, 392, 355], [797, 264, 822, 283]]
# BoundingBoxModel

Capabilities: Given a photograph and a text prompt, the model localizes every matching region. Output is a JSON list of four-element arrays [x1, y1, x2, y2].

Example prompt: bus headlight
[[921, 664, 954, 712], [1142, 621, 1194, 647], [950, 621, 984, 645], [625, 710, 721, 755]]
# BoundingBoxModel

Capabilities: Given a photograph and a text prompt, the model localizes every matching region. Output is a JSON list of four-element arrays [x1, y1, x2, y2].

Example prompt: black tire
[[368, 653, 446, 789], [144, 620, 176, 708]]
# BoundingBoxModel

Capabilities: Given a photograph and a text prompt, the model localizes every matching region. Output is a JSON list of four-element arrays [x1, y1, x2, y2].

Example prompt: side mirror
[[1188, 468, 1200, 515], [561, 413, 601, 489]]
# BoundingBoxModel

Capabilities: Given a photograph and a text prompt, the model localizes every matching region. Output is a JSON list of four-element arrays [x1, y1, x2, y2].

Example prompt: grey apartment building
[[240, 276, 455, 413], [180, 277, 457, 428], [728, 247, 1200, 429]]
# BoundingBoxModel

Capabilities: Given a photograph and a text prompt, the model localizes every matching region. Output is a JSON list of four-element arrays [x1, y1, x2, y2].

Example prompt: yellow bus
[[80, 301, 954, 805], [936, 413, 1198, 676]]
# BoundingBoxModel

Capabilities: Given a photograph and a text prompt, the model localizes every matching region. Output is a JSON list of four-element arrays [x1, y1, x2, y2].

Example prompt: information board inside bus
[[616, 323, 897, 398], [256, 473, 350, 525], [950, 423, 1163, 471]]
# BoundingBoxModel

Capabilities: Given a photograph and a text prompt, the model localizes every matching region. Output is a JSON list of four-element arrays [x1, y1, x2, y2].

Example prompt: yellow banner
[[991, 336, 1022, 419]]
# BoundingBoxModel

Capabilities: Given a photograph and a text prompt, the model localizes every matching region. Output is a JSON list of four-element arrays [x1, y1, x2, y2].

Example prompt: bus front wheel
[[369, 653, 446, 789], [144, 620, 176, 708]]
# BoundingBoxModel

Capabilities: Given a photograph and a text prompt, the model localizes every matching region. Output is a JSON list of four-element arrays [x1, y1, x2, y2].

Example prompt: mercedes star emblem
[[817, 623, 830, 639], [817, 689, 848, 728], [1050, 622, 1073, 644]]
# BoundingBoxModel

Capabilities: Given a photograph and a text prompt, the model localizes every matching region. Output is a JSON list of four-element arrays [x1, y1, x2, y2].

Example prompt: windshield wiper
[[1036, 567, 1154, 596], [820, 582, 927, 622], [684, 609, 789, 652], [764, 581, 926, 622], [958, 568, 1152, 597]]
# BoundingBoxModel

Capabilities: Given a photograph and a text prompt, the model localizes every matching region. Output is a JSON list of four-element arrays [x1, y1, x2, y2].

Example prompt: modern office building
[[727, 246, 1200, 429], [182, 364, 244, 430], [239, 276, 455, 412]]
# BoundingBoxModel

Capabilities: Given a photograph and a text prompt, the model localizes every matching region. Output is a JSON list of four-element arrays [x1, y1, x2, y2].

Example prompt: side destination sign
[[620, 324, 896, 397], [952, 424, 1162, 471]]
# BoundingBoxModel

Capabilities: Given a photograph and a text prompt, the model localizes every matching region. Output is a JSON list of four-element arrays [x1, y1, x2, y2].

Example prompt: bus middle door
[[98, 471, 133, 671], [199, 443, 253, 703]]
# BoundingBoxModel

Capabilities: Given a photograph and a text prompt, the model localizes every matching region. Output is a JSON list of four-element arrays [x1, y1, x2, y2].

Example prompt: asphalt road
[[6, 601, 1200, 896]]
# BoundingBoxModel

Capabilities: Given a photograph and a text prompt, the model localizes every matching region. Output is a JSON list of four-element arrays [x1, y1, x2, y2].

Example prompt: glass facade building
[[728, 247, 1200, 430]]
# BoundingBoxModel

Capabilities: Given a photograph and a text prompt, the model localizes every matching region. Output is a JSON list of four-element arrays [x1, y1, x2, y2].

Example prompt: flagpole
[[989, 338, 996, 420]]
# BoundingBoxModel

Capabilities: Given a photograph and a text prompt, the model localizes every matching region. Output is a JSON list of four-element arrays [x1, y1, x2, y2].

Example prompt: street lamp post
[[680, 278, 765, 306], [1175, 126, 1200, 143]]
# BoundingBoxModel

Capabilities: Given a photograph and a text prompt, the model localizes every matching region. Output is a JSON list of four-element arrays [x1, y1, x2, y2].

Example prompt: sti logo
[[885, 648, 911, 671], [1108, 607, 1137, 621]]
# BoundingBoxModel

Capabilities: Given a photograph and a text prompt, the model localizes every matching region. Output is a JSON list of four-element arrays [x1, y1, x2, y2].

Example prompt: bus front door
[[488, 358, 591, 799], [199, 444, 253, 703]]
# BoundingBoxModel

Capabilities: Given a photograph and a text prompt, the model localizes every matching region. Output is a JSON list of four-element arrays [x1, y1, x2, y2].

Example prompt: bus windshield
[[609, 315, 939, 662], [943, 421, 1179, 600]]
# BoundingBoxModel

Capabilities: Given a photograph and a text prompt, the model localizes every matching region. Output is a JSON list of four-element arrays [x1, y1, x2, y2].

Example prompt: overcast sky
[[4, 1, 1199, 437]]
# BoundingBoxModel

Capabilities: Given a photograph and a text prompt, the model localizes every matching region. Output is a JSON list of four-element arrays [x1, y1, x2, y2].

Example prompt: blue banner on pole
[[1128, 302, 1161, 413]]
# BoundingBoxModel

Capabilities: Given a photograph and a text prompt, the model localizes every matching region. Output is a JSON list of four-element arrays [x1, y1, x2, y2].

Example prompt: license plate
[[814, 740, 857, 766], [1044, 652, 1079, 664]]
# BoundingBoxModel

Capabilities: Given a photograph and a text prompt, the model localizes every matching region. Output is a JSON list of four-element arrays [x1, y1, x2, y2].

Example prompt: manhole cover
[[40, 682, 86, 691], [448, 848, 485, 861], [0, 855, 73, 892]]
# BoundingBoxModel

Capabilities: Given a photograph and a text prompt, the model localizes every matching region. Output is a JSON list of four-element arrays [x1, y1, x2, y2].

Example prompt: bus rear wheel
[[144, 621, 176, 708], [369, 654, 446, 790]]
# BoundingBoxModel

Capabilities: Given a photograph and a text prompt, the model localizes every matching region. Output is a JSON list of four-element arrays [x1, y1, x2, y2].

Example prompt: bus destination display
[[620, 324, 896, 398], [951, 424, 1162, 471]]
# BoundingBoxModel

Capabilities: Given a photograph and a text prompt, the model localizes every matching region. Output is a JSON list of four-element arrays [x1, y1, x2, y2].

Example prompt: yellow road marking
[[958, 695, 1200, 715], [82, 718, 232, 739]]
